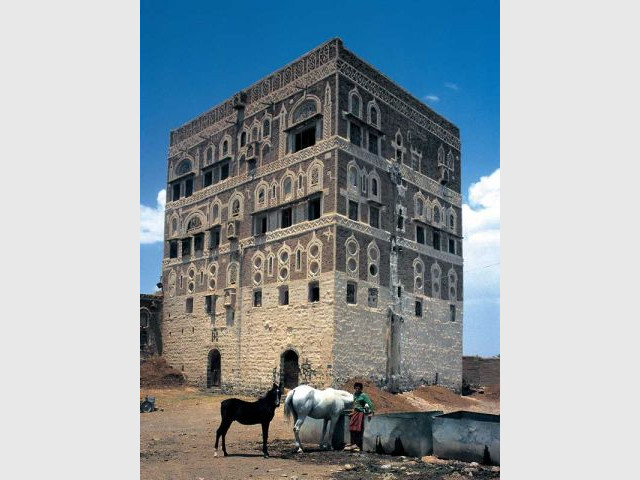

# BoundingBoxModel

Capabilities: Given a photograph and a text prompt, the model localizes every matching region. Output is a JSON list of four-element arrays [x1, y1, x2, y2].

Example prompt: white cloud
[[424, 94, 440, 103], [445, 82, 459, 91], [463, 168, 500, 292], [140, 189, 166, 244]]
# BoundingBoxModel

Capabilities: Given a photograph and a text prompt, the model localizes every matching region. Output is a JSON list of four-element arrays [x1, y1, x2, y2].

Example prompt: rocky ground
[[140, 383, 500, 480]]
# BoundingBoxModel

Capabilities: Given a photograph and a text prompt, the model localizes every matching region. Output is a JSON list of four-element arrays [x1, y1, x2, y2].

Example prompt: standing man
[[344, 382, 374, 452]]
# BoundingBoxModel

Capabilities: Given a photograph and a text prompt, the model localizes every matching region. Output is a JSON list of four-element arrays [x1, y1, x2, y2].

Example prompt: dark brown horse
[[214, 383, 283, 458]]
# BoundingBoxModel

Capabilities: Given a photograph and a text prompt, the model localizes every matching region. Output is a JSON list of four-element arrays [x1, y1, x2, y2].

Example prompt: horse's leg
[[262, 422, 270, 458], [215, 418, 232, 457], [320, 418, 329, 449], [293, 415, 306, 453], [326, 414, 340, 451]]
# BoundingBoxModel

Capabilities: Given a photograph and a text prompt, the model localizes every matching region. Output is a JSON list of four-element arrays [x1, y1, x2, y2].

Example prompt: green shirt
[[353, 392, 374, 413]]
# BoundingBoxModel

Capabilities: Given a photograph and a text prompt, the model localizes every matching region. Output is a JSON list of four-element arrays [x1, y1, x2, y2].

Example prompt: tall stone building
[[160, 38, 463, 393]]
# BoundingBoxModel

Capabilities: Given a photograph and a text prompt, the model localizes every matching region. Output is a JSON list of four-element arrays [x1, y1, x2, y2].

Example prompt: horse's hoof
[[263, 454, 269, 458], [213, 451, 218, 457], [296, 448, 304, 454], [223, 452, 228, 457]]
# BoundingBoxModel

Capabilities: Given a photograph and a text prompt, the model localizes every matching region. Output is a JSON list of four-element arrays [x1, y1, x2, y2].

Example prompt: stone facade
[[160, 38, 463, 393], [140, 293, 163, 358]]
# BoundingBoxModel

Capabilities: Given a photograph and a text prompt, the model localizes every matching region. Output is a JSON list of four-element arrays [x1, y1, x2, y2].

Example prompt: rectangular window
[[368, 132, 379, 155], [204, 295, 213, 314], [397, 286, 402, 298], [279, 286, 289, 306], [369, 206, 379, 228], [181, 238, 191, 257], [220, 161, 229, 180], [210, 227, 221, 249], [203, 170, 213, 187], [308, 282, 320, 303], [172, 183, 181, 201], [294, 126, 316, 152], [416, 226, 425, 245], [185, 297, 193, 313], [415, 300, 423, 317], [255, 214, 268, 235], [346, 282, 357, 304], [169, 241, 178, 259], [368, 288, 378, 307], [226, 307, 234, 326], [348, 200, 359, 221], [433, 231, 441, 251], [349, 123, 362, 147], [450, 304, 456, 322], [281, 207, 292, 228], [253, 289, 262, 307], [449, 238, 456, 254], [194, 233, 204, 253], [247, 158, 257, 175], [308, 196, 321, 220], [185, 178, 193, 197]]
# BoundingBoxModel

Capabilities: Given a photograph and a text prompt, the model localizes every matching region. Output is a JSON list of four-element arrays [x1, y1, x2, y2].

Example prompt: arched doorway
[[281, 350, 299, 389], [207, 349, 221, 388]]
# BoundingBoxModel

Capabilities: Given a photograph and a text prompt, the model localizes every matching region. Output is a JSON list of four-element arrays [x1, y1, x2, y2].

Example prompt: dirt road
[[140, 387, 499, 480]]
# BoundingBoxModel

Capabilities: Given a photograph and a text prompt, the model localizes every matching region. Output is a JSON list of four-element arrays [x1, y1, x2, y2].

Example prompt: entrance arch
[[207, 349, 221, 387], [281, 349, 299, 389]]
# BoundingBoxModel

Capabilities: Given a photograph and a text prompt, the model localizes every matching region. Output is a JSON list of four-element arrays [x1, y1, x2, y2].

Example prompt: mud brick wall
[[462, 357, 500, 387]]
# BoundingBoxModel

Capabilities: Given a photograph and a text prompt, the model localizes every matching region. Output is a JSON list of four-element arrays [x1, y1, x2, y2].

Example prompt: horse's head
[[268, 383, 283, 408]]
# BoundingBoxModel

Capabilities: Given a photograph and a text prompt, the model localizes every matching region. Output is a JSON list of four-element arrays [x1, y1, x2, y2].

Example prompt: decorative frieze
[[336, 59, 461, 151]]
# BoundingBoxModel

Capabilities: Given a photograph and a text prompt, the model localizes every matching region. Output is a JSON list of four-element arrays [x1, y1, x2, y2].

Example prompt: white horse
[[283, 384, 354, 453]]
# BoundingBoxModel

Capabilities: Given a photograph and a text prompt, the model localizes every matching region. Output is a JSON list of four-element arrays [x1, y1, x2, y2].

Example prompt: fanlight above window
[[292, 100, 318, 124], [187, 217, 201, 231], [176, 159, 192, 176]]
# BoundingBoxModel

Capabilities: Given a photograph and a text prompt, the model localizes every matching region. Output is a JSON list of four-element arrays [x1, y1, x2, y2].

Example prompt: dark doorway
[[207, 349, 221, 387], [281, 350, 299, 389], [140, 328, 148, 350]]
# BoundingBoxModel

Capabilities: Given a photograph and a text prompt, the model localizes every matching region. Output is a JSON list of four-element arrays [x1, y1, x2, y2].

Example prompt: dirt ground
[[140, 385, 499, 480]]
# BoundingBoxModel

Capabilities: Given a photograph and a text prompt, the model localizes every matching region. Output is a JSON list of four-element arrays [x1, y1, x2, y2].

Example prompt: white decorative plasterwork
[[367, 240, 380, 285], [208, 262, 219, 291], [448, 267, 458, 301], [413, 257, 425, 295], [323, 82, 332, 139], [345, 235, 359, 279], [277, 244, 291, 282], [431, 262, 442, 299], [307, 233, 323, 279], [251, 251, 264, 287]]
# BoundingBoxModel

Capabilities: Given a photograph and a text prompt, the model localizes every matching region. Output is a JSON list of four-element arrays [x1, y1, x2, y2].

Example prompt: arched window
[[349, 166, 358, 189], [438, 145, 445, 165], [298, 173, 304, 190], [434, 206, 441, 224], [240, 131, 247, 147], [262, 144, 270, 162], [395, 133, 403, 162], [283, 177, 292, 199], [263, 118, 270, 137], [349, 90, 362, 118], [252, 127, 259, 142], [370, 106, 378, 125], [206, 147, 213, 163], [449, 214, 455, 228], [187, 216, 201, 231], [416, 197, 424, 217], [231, 199, 240, 217], [176, 159, 192, 176], [222, 140, 229, 156], [257, 187, 266, 205], [371, 178, 378, 196]]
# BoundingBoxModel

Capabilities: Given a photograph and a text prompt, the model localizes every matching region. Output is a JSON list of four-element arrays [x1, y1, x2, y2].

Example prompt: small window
[[298, 174, 304, 190], [368, 288, 378, 308], [203, 170, 213, 187], [449, 214, 455, 228], [433, 231, 441, 251], [351, 96, 360, 116], [194, 233, 204, 253], [308, 196, 321, 220], [283, 177, 292, 198], [185, 298, 193, 313], [350, 123, 362, 147], [253, 290, 262, 307], [371, 178, 378, 196], [296, 249, 302, 270], [240, 131, 247, 147], [416, 226, 425, 245], [434, 207, 441, 224], [308, 282, 320, 303], [370, 106, 378, 126], [450, 304, 456, 322], [181, 238, 191, 257], [206, 147, 213, 163], [169, 241, 178, 259], [346, 282, 357, 304], [397, 286, 402, 298], [220, 161, 229, 180], [397, 210, 404, 230], [185, 179, 193, 197], [368, 132, 379, 155], [172, 183, 181, 201], [222, 140, 229, 156], [348, 200, 359, 221], [252, 127, 259, 142], [369, 206, 379, 228], [226, 307, 234, 326], [449, 238, 456, 254], [279, 286, 289, 306], [205, 295, 213, 314], [294, 126, 316, 152], [281, 207, 292, 228], [231, 199, 240, 217], [263, 118, 270, 137], [247, 158, 256, 175], [210, 227, 221, 249], [415, 300, 423, 317]]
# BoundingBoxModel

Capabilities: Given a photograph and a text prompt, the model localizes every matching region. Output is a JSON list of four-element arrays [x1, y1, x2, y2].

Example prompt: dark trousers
[[349, 430, 364, 449]]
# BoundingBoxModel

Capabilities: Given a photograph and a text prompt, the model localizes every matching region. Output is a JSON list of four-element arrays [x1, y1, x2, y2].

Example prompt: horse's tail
[[283, 389, 296, 423]]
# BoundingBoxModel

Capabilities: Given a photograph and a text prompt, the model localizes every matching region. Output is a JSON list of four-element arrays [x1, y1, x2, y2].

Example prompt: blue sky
[[140, 0, 500, 356]]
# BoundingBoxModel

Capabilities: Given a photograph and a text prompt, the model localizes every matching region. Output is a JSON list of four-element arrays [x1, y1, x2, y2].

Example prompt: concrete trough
[[432, 411, 500, 465], [363, 411, 443, 458]]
